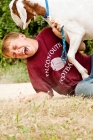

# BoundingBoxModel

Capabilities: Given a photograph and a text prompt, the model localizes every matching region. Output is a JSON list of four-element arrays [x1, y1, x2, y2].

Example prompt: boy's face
[[7, 34, 38, 59]]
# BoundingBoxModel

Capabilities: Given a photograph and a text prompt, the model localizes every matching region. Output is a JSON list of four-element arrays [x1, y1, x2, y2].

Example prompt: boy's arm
[[20, 91, 53, 102], [51, 21, 86, 51]]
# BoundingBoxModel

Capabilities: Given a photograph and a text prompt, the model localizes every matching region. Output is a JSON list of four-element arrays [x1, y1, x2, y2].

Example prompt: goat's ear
[[16, 1, 27, 26], [9, 0, 14, 9], [19, 34, 26, 39], [9, 0, 23, 28], [11, 12, 23, 28]]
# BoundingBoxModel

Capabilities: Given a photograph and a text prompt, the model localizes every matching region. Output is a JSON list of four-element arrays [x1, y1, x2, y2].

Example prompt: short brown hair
[[2, 32, 20, 57]]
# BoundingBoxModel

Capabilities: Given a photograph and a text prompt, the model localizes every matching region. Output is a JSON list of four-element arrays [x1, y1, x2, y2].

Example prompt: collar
[[43, 0, 49, 18]]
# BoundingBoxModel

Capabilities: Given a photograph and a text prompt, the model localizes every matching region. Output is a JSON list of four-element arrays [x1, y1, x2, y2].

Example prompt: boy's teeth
[[24, 47, 26, 54]]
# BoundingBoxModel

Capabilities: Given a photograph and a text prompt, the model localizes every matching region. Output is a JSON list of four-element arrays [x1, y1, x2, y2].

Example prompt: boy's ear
[[19, 34, 26, 39]]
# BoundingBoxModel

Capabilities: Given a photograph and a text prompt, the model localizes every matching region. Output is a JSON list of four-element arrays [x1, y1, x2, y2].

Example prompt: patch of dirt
[[0, 83, 35, 100], [0, 83, 61, 100]]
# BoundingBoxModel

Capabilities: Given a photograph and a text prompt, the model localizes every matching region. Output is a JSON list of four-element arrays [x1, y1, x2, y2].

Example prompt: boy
[[2, 24, 93, 101]]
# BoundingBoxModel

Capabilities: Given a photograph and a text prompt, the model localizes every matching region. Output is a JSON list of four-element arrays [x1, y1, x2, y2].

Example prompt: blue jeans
[[75, 54, 93, 97]]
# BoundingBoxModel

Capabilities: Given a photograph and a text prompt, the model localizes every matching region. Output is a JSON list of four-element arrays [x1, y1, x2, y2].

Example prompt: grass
[[0, 61, 30, 84], [0, 96, 93, 140], [0, 62, 93, 139]]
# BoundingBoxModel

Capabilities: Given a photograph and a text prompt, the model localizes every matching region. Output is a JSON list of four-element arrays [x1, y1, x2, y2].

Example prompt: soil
[[0, 83, 35, 100], [0, 83, 62, 100]]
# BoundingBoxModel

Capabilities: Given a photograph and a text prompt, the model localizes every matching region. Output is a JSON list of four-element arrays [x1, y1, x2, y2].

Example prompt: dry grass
[[0, 96, 93, 140]]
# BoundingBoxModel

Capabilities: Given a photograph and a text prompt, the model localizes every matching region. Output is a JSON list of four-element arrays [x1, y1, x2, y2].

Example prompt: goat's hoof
[[82, 73, 89, 80]]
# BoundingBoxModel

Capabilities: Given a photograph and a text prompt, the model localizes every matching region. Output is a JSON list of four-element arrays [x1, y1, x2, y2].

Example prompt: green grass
[[0, 61, 30, 84]]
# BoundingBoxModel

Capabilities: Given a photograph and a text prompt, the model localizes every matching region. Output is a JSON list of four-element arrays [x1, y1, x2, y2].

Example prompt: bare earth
[[0, 83, 61, 100], [0, 83, 35, 100]]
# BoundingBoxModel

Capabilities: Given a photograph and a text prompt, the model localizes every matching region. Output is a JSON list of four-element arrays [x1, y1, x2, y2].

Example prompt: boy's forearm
[[20, 91, 53, 102], [33, 92, 53, 99], [51, 21, 70, 43]]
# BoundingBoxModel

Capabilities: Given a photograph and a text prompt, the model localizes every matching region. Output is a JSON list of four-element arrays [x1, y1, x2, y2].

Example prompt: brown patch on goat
[[23, 0, 46, 22], [12, 0, 20, 18]]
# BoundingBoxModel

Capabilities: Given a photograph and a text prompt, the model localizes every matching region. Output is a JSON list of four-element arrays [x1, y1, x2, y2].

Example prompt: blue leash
[[43, 0, 67, 62], [61, 26, 68, 62], [43, 0, 49, 18]]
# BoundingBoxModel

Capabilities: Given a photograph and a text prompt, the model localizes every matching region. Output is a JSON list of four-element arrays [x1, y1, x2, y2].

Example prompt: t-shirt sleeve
[[27, 66, 54, 96]]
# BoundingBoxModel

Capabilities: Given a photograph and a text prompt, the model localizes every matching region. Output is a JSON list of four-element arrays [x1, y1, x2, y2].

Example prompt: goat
[[9, 0, 93, 79]]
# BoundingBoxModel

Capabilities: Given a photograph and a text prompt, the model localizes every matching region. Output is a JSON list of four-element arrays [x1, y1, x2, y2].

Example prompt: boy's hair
[[2, 32, 20, 57]]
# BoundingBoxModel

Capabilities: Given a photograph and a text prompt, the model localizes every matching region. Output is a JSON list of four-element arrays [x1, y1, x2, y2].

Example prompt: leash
[[43, 0, 67, 62], [61, 26, 68, 62], [43, 0, 49, 18]]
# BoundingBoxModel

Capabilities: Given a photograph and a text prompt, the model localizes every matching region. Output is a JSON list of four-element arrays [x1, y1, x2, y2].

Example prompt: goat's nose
[[23, 22, 28, 30], [21, 25, 24, 30], [20, 25, 23, 30], [18, 23, 23, 30]]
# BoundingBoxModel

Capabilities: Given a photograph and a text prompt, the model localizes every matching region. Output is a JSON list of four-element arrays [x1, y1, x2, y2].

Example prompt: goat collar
[[43, 0, 49, 18]]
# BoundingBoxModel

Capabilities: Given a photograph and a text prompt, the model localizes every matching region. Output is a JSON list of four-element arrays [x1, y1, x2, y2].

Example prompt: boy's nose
[[16, 50, 20, 54], [16, 49, 22, 55]]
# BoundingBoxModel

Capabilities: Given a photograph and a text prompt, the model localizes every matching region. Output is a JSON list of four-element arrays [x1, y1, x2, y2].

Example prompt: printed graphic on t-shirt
[[45, 42, 62, 77], [51, 57, 65, 71], [44, 42, 73, 85], [59, 62, 73, 84]]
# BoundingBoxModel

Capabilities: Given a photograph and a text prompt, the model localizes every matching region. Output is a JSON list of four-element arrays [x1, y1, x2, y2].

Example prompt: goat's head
[[9, 0, 46, 30]]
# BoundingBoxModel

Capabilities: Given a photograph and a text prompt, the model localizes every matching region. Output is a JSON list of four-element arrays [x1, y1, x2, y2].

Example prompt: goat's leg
[[67, 34, 89, 79], [65, 21, 89, 79], [68, 53, 89, 79]]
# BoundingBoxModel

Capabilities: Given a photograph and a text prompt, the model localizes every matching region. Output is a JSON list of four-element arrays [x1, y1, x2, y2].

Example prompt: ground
[[0, 83, 62, 100], [0, 83, 35, 100]]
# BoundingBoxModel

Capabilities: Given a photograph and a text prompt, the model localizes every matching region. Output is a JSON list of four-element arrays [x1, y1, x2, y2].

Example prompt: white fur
[[9, 0, 93, 79]]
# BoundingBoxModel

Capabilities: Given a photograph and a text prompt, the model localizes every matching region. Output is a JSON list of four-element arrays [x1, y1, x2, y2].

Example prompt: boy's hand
[[19, 92, 53, 102], [51, 21, 70, 44], [51, 21, 86, 51], [51, 21, 62, 38]]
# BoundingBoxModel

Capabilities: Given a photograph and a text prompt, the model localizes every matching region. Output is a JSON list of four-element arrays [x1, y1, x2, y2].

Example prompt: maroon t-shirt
[[27, 27, 91, 96]]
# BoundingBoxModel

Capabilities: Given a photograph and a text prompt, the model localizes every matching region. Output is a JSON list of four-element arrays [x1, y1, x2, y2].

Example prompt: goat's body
[[9, 0, 93, 79], [40, 0, 93, 40], [34, 0, 93, 79]]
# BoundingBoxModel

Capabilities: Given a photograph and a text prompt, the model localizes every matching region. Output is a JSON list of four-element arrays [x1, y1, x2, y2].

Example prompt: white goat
[[9, 0, 93, 79]]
